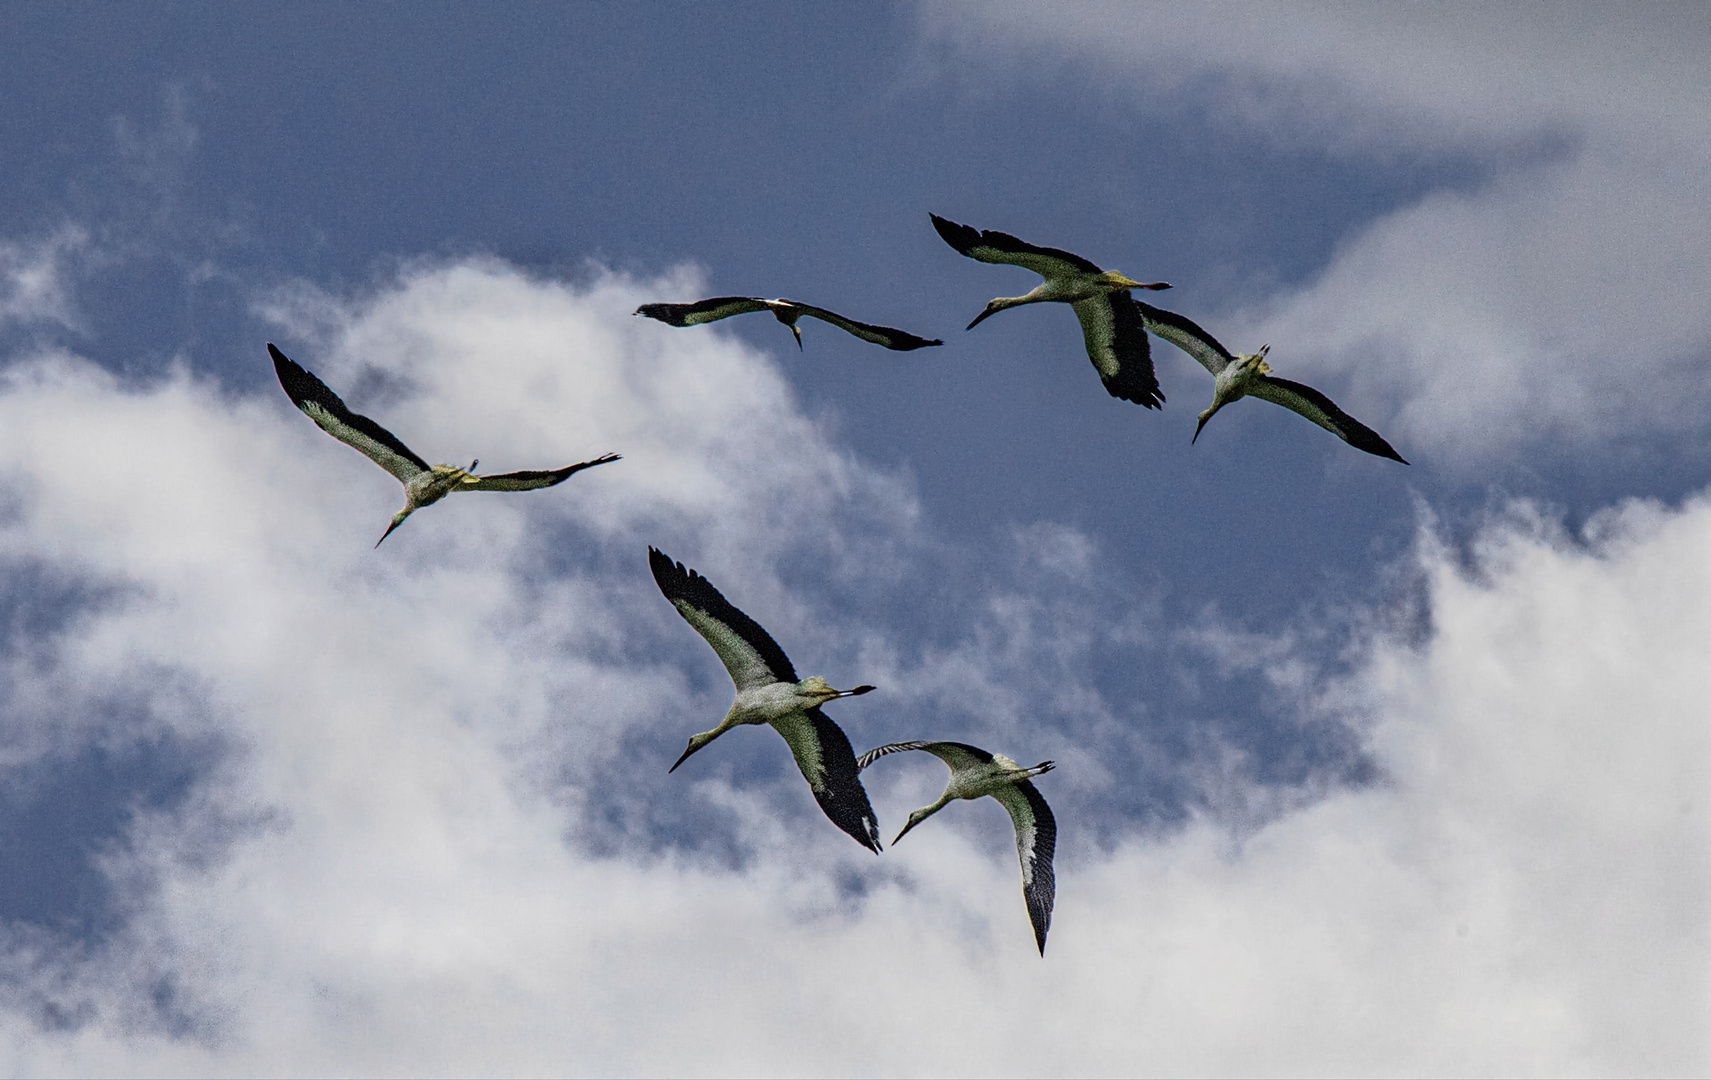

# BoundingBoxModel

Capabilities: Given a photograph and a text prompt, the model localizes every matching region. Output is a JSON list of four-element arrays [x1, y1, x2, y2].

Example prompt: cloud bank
[[0, 259, 1701, 1074]]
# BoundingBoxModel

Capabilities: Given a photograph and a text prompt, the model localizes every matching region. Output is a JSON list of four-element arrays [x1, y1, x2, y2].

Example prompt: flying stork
[[858, 740, 1057, 954], [1135, 305, 1408, 462], [634, 297, 942, 351], [270, 343, 621, 546], [648, 547, 883, 853], [930, 213, 1171, 409]]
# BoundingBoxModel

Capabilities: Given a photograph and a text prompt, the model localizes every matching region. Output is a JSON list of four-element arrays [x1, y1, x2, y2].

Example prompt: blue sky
[[1, 3, 1707, 1073]]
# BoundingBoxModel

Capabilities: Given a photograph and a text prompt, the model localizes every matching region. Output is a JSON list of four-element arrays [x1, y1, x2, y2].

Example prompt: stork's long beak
[[892, 818, 921, 846], [375, 510, 410, 548], [842, 685, 876, 697], [966, 306, 996, 331], [892, 803, 942, 845], [792, 324, 803, 351], [1197, 398, 1225, 445], [668, 740, 699, 774]]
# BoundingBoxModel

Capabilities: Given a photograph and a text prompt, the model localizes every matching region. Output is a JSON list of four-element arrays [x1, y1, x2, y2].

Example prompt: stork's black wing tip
[[647, 545, 679, 584], [268, 342, 329, 409], [854, 812, 883, 854], [634, 303, 686, 326], [1101, 376, 1166, 410], [929, 212, 978, 254], [1373, 439, 1410, 465], [267, 342, 300, 375], [1349, 430, 1409, 464]]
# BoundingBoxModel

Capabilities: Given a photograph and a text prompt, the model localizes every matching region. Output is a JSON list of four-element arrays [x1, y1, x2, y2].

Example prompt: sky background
[[0, 2, 1706, 1074]]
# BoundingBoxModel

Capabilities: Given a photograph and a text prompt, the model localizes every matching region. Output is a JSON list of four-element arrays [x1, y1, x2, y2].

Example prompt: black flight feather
[[1257, 376, 1409, 464], [930, 213, 1103, 274], [269, 343, 430, 473], [1098, 293, 1164, 408], [647, 547, 798, 683], [802, 706, 883, 853], [1014, 778, 1057, 955]]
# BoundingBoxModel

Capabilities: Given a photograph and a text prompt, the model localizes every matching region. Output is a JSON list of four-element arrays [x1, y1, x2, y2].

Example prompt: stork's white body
[[1207, 351, 1269, 416], [729, 675, 845, 724], [402, 464, 479, 510], [938, 751, 1041, 799]]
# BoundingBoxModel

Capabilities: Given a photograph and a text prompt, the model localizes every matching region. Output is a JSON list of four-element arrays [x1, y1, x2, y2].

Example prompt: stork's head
[[670, 707, 748, 773], [766, 301, 806, 350], [375, 507, 413, 548], [1194, 345, 1271, 445], [668, 732, 710, 773], [1193, 382, 1240, 446], [669, 729, 719, 774], [966, 298, 1007, 330], [893, 806, 935, 846]]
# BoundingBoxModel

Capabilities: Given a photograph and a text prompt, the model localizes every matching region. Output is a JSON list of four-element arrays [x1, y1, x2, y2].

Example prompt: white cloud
[[0, 260, 1704, 1075], [0, 228, 91, 331], [918, 3, 1711, 465]]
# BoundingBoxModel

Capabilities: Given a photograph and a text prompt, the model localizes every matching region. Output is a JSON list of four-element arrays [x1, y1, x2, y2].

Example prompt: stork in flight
[[270, 343, 621, 546], [858, 740, 1057, 954], [648, 547, 882, 853], [930, 213, 1171, 409], [1135, 305, 1408, 462], [635, 297, 942, 351]]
